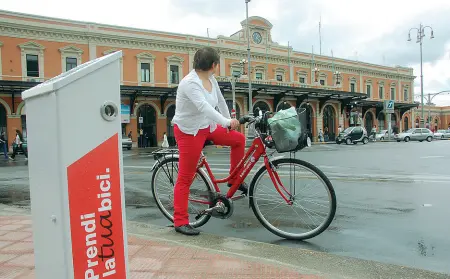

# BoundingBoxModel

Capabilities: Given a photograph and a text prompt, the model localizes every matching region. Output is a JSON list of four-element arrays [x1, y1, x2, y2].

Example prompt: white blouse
[[172, 70, 231, 135]]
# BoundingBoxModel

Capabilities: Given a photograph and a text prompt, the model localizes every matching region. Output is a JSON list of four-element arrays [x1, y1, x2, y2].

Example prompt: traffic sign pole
[[388, 113, 392, 140]]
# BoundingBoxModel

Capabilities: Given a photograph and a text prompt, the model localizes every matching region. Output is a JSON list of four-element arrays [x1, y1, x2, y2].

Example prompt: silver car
[[433, 129, 450, 139], [395, 128, 434, 142]]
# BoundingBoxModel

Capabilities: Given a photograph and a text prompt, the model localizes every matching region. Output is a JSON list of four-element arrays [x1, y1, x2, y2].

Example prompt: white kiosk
[[22, 51, 128, 279]]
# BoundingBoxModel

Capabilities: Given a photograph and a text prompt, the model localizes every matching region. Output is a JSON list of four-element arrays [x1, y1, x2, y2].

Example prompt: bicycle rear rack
[[151, 148, 179, 160]]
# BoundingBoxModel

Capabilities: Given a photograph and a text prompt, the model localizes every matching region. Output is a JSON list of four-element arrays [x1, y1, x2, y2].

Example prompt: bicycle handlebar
[[239, 115, 255, 125]]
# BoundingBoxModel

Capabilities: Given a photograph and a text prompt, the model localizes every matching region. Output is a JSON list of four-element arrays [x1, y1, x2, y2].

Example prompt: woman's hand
[[230, 119, 240, 130]]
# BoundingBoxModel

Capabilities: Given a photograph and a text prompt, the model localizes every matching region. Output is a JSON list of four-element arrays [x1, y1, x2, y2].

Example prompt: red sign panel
[[67, 134, 126, 279]]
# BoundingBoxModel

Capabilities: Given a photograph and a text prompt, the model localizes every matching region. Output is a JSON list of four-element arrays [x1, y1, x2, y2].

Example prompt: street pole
[[387, 112, 392, 140], [428, 93, 430, 128], [408, 23, 434, 128], [420, 23, 424, 127], [245, 0, 252, 116], [231, 77, 236, 111]]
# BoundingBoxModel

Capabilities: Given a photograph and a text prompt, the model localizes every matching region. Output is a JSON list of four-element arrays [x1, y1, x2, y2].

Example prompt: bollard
[[22, 51, 128, 278]]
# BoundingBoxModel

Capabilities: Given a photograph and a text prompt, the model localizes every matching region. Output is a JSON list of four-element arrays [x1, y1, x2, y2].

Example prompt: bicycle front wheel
[[151, 157, 213, 228], [249, 158, 336, 240]]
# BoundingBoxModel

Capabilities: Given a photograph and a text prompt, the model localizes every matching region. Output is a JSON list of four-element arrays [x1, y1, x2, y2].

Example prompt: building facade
[[0, 10, 442, 148], [413, 105, 450, 131]]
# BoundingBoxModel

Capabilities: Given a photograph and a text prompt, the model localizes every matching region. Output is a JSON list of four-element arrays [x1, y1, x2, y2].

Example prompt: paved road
[[1, 140, 449, 275]]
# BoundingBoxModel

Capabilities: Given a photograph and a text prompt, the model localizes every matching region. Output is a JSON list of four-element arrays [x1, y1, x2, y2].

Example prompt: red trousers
[[173, 125, 245, 227]]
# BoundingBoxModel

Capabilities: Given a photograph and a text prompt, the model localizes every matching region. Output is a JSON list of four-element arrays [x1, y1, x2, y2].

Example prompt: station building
[[1, 10, 447, 147]]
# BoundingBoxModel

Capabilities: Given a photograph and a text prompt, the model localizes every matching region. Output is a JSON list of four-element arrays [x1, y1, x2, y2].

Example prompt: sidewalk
[[0, 207, 322, 279], [1, 204, 449, 279]]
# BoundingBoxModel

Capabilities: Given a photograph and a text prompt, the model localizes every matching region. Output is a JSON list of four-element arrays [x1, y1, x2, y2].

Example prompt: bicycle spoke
[[250, 159, 336, 240], [152, 157, 213, 228]]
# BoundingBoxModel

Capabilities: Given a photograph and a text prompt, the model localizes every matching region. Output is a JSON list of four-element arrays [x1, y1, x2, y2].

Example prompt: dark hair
[[193, 47, 220, 71]]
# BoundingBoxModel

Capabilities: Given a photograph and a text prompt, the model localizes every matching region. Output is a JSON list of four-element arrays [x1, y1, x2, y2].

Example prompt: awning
[[0, 80, 178, 115], [356, 100, 419, 118], [218, 80, 368, 114]]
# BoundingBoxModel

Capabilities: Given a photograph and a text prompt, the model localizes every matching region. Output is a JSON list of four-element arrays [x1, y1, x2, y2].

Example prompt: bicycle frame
[[197, 136, 294, 205]]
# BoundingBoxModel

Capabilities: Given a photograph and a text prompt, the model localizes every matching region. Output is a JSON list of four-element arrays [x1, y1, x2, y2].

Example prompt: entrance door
[[391, 113, 397, 133], [364, 112, 373, 134], [166, 105, 176, 146], [300, 104, 313, 139], [378, 113, 385, 130], [0, 104, 7, 151], [323, 105, 336, 141], [137, 104, 157, 147], [403, 117, 409, 132]]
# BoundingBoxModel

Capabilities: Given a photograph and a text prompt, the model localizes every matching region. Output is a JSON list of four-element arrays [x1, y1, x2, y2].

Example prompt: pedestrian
[[338, 125, 343, 134], [318, 129, 324, 142], [0, 131, 7, 159], [10, 129, 27, 161], [171, 47, 245, 236], [324, 127, 329, 142], [370, 125, 377, 141], [128, 131, 132, 139], [144, 132, 148, 148], [162, 132, 169, 148]]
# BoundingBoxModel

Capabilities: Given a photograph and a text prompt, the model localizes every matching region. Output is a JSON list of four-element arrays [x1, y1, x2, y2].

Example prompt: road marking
[[420, 156, 444, 159], [317, 165, 341, 169], [423, 204, 432, 207], [124, 165, 152, 169]]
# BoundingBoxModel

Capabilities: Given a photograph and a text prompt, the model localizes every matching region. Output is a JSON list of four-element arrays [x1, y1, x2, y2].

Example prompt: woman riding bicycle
[[171, 47, 247, 236]]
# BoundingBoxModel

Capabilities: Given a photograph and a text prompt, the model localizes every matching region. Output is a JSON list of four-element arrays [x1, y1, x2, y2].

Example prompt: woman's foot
[[227, 182, 248, 195], [174, 225, 200, 236]]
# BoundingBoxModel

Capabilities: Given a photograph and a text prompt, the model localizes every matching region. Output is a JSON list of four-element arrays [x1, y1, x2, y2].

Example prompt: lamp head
[[430, 30, 435, 39]]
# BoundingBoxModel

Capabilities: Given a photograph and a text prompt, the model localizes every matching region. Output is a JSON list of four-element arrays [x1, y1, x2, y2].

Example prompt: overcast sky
[[1, 0, 450, 105]]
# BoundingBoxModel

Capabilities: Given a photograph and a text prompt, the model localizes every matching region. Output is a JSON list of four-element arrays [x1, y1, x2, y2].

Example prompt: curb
[[2, 204, 448, 279]]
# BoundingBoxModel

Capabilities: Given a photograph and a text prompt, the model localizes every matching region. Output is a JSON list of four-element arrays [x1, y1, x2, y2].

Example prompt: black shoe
[[174, 225, 200, 236], [227, 182, 248, 195]]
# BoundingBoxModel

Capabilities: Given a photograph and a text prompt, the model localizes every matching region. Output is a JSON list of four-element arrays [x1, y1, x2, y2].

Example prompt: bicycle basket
[[267, 107, 309, 153]]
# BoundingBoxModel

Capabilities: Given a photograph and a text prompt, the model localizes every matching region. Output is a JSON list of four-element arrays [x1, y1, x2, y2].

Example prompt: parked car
[[433, 129, 450, 139], [122, 135, 132, 150], [395, 128, 433, 142], [336, 126, 369, 145], [375, 130, 389, 140]]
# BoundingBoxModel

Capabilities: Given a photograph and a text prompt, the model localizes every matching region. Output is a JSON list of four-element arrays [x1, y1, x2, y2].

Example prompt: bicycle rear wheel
[[151, 157, 213, 228], [249, 158, 336, 240]]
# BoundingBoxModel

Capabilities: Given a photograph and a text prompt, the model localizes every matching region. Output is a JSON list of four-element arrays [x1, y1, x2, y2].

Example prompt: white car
[[433, 129, 450, 139], [375, 130, 389, 140], [122, 135, 132, 150]]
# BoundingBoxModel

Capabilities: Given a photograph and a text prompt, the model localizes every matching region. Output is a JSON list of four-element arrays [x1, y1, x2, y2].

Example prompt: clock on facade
[[252, 32, 262, 44]]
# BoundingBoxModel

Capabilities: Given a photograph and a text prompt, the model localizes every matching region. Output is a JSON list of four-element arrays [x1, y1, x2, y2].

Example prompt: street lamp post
[[245, 0, 252, 116], [230, 59, 248, 115], [424, 90, 450, 129], [407, 23, 434, 127], [239, 59, 248, 76]]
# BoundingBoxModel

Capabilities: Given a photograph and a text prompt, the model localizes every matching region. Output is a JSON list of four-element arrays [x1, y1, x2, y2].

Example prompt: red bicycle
[[151, 112, 336, 240]]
